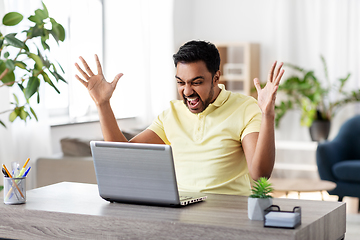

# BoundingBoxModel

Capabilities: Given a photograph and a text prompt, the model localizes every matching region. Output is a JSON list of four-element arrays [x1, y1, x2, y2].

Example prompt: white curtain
[[1, 0, 175, 188], [103, 0, 175, 127], [0, 0, 52, 189], [271, 0, 360, 141]]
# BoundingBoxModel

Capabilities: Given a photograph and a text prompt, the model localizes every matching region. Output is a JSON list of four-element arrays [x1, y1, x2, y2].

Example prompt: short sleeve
[[240, 98, 262, 141], [147, 110, 171, 145]]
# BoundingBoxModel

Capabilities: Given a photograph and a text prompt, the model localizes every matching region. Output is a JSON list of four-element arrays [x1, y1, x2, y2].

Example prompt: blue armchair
[[316, 115, 360, 208]]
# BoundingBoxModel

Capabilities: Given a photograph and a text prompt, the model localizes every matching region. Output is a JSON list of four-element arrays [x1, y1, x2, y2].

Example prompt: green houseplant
[[0, 2, 66, 128], [248, 177, 273, 221], [275, 56, 360, 141]]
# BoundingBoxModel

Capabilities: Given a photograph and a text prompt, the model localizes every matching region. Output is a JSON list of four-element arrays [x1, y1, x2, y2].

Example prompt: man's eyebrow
[[175, 76, 205, 81]]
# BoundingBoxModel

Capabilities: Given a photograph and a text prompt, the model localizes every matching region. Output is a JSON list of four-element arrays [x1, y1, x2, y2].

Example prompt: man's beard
[[183, 83, 214, 113]]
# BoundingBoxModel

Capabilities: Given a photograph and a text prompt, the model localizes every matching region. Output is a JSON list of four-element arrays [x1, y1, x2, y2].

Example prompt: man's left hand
[[254, 61, 285, 117]]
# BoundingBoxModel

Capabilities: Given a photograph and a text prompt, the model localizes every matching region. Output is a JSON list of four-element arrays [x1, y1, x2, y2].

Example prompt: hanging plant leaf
[[36, 48, 46, 66], [25, 76, 40, 99], [51, 70, 67, 83], [28, 53, 44, 70], [34, 8, 48, 20], [9, 110, 18, 122], [50, 18, 65, 42], [5, 59, 15, 71], [30, 107, 38, 121], [42, 2, 49, 18], [13, 93, 19, 105], [0, 120, 6, 128], [19, 107, 28, 120], [0, 62, 15, 85], [14, 61, 27, 70], [1, 3, 66, 128], [27, 25, 44, 38], [17, 83, 24, 91], [56, 24, 65, 42], [41, 40, 50, 51], [28, 11, 43, 24], [41, 71, 60, 93], [56, 60, 65, 74], [2, 12, 23, 26], [4, 34, 25, 48]]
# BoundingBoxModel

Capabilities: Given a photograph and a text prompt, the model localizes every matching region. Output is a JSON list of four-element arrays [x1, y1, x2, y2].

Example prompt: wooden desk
[[0, 182, 345, 240]]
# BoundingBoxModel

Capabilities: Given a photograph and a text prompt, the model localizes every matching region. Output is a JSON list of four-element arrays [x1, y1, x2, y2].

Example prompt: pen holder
[[3, 176, 26, 205]]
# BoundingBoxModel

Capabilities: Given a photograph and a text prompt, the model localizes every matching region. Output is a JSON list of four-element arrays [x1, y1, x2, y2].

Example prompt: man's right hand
[[75, 54, 123, 106]]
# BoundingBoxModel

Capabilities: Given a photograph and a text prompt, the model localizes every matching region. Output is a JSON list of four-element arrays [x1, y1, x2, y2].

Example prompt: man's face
[[176, 61, 220, 114]]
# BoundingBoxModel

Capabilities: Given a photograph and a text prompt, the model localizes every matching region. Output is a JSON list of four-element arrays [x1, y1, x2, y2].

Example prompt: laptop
[[90, 141, 207, 207]]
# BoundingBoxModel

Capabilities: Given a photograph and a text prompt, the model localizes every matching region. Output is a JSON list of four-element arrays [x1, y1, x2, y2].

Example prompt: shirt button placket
[[195, 114, 204, 141]]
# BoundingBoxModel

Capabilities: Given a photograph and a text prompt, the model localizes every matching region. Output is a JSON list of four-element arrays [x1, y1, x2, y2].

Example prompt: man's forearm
[[97, 101, 128, 142], [252, 114, 276, 179]]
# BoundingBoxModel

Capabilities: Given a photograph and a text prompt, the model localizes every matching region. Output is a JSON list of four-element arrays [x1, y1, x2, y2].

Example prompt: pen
[[2, 164, 25, 198], [7, 167, 30, 200], [2, 164, 12, 178], [16, 158, 30, 178], [22, 167, 31, 177], [2, 168, 9, 177], [3, 167, 19, 201]]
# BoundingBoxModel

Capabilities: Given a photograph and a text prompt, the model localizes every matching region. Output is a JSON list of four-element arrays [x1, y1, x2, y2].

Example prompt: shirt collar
[[196, 84, 230, 116], [211, 84, 230, 107]]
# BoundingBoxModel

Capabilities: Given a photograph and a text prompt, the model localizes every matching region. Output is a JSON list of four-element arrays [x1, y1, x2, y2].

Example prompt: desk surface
[[0, 182, 345, 240]]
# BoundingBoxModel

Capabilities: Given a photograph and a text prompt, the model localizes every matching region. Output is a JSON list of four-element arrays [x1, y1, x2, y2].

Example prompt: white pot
[[248, 197, 273, 221]]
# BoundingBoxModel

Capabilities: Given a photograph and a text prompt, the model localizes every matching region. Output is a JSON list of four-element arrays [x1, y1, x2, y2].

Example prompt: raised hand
[[75, 54, 123, 106], [253, 61, 284, 117]]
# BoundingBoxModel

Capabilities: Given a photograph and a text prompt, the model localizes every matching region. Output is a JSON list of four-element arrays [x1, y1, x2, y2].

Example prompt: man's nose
[[183, 84, 194, 97]]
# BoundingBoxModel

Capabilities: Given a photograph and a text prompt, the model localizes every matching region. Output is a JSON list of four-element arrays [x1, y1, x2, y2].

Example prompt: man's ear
[[213, 70, 221, 83]]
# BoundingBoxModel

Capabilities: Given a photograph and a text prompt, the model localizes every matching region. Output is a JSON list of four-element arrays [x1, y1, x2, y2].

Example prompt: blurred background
[[0, 0, 359, 189]]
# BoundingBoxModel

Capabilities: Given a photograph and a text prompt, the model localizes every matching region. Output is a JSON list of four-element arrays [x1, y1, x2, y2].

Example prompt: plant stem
[[0, 78, 25, 88], [0, 36, 31, 81], [14, 36, 30, 61], [0, 68, 9, 81], [0, 109, 13, 115]]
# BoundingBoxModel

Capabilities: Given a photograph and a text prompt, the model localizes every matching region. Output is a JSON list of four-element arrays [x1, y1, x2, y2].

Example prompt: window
[[43, 0, 103, 124], [42, 0, 175, 126]]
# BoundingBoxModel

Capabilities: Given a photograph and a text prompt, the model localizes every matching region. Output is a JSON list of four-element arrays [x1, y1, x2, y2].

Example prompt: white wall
[[49, 0, 360, 152], [174, 0, 275, 81], [3, 0, 358, 159], [173, 0, 360, 141]]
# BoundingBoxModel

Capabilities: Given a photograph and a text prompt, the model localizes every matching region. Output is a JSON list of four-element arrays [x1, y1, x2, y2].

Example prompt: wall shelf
[[216, 42, 260, 97]]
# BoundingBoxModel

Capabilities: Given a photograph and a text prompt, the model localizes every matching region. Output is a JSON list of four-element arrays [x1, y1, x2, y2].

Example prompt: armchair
[[316, 115, 360, 209]]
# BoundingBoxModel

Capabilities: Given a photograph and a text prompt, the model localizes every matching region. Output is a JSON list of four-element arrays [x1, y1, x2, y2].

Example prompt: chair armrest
[[316, 140, 344, 182]]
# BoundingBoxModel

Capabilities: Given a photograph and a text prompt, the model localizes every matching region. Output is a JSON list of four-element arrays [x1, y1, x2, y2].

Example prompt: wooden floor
[[272, 191, 360, 240]]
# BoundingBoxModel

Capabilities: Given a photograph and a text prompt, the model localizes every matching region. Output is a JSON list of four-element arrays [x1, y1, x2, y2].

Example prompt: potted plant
[[0, 1, 65, 128], [248, 177, 273, 221], [275, 56, 360, 141]]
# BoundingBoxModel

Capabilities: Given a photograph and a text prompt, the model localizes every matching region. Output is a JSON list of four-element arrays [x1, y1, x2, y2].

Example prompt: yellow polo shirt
[[148, 84, 262, 195]]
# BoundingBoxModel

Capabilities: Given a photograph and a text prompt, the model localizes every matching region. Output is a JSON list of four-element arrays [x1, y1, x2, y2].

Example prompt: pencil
[[23, 158, 30, 168], [2, 164, 12, 178], [2, 164, 25, 198]]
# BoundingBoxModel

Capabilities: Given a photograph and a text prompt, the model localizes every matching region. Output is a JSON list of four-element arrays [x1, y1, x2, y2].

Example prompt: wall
[[50, 0, 360, 154], [173, 0, 360, 142], [174, 0, 275, 81]]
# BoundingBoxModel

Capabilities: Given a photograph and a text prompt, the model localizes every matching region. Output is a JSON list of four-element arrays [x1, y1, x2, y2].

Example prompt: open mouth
[[186, 97, 200, 109]]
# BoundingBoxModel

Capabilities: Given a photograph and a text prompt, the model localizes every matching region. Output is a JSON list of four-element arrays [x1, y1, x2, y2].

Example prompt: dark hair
[[173, 40, 220, 76]]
